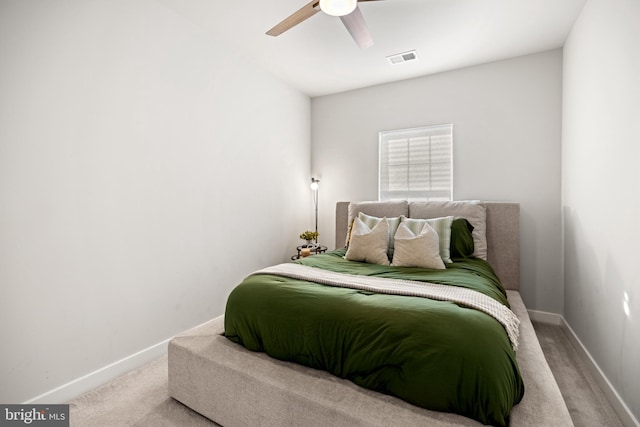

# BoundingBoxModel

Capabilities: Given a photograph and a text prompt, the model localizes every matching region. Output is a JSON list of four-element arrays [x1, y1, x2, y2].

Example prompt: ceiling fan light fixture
[[319, 0, 358, 17]]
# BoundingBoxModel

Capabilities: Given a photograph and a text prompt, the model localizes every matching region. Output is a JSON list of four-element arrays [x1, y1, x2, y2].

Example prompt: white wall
[[0, 0, 310, 403], [312, 50, 563, 313], [562, 0, 640, 421]]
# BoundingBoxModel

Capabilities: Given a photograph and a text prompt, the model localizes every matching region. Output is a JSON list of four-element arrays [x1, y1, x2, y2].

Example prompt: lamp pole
[[311, 178, 319, 245]]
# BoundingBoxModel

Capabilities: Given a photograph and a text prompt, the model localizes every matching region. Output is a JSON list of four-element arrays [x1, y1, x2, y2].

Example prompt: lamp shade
[[311, 178, 320, 190], [319, 0, 357, 17]]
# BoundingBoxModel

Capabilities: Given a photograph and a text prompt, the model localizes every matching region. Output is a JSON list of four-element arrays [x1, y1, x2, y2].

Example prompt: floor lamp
[[311, 178, 319, 245]]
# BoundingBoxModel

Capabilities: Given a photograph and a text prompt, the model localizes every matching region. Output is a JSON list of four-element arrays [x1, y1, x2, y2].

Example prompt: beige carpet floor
[[532, 322, 624, 427], [68, 322, 624, 427]]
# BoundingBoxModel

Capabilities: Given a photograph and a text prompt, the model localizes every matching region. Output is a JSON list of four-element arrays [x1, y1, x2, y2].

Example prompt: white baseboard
[[560, 320, 640, 427], [24, 338, 170, 405], [528, 309, 564, 325]]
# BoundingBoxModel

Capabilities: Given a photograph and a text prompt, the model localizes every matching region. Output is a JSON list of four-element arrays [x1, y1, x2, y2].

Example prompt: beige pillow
[[392, 222, 446, 269], [345, 217, 390, 266], [357, 212, 402, 258], [401, 216, 454, 263]]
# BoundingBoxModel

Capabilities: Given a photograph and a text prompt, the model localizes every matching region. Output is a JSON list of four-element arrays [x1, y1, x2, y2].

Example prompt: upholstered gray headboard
[[335, 201, 520, 290]]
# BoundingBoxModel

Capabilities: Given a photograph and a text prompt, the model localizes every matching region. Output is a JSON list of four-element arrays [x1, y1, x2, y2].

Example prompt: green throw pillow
[[450, 218, 475, 259]]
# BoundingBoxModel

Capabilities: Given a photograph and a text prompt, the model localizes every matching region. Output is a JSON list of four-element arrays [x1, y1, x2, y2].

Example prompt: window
[[379, 124, 453, 201]]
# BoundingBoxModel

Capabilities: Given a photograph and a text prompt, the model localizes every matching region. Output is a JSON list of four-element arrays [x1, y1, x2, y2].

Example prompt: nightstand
[[291, 244, 328, 260]]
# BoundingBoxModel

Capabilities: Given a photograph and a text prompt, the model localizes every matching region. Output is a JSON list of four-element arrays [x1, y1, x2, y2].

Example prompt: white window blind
[[379, 124, 453, 201]]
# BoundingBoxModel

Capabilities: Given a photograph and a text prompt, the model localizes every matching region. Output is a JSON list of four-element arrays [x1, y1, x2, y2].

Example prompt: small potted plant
[[299, 230, 319, 247]]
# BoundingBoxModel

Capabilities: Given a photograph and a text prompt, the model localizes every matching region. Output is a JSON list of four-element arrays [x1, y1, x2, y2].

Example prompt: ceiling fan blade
[[266, 0, 321, 36], [339, 5, 374, 48]]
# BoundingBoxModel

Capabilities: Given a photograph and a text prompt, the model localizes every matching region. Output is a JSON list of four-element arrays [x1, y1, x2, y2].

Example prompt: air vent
[[386, 50, 418, 65]]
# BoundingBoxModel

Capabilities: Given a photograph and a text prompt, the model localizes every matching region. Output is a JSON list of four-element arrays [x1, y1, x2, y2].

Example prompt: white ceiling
[[159, 0, 586, 97]]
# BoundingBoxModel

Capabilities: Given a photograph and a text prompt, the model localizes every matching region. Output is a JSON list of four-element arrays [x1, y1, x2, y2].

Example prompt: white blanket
[[254, 263, 520, 350]]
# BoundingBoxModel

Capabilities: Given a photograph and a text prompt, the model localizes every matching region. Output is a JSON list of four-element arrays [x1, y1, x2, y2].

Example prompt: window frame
[[378, 124, 453, 202]]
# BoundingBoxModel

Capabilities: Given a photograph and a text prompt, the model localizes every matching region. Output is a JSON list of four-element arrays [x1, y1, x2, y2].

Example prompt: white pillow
[[345, 217, 390, 266], [401, 216, 454, 263], [392, 222, 446, 269]]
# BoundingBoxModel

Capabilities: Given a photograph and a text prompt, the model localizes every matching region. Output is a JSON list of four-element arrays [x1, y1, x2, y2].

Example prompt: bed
[[168, 201, 574, 426]]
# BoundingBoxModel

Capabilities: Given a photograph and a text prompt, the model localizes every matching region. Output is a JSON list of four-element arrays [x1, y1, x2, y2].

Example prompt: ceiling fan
[[266, 0, 382, 49]]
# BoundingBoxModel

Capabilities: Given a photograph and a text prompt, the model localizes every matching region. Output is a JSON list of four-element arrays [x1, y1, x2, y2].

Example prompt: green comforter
[[224, 249, 524, 426]]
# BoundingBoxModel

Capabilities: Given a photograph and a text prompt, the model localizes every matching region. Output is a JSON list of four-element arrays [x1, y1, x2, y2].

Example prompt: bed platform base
[[168, 291, 572, 426]]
